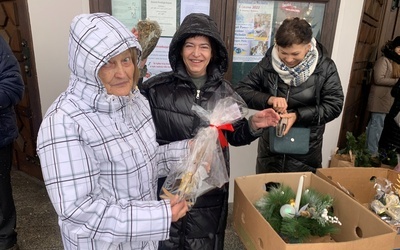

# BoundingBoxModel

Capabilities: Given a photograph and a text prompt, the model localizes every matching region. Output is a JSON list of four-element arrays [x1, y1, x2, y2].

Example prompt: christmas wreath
[[255, 182, 341, 243]]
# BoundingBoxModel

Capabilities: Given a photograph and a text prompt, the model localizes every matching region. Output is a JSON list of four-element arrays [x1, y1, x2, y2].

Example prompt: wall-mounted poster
[[233, 1, 274, 63], [112, 0, 142, 29], [231, 1, 326, 83], [147, 0, 177, 36], [180, 0, 210, 21], [143, 37, 173, 79]]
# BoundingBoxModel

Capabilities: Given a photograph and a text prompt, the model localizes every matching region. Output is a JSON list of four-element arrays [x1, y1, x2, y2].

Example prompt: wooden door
[[0, 0, 43, 180], [337, 0, 388, 148]]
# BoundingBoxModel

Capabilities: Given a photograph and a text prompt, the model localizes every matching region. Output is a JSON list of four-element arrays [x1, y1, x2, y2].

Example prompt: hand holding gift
[[170, 194, 189, 222]]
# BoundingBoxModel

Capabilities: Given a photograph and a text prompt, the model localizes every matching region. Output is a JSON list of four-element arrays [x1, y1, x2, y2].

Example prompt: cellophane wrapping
[[160, 96, 248, 207]]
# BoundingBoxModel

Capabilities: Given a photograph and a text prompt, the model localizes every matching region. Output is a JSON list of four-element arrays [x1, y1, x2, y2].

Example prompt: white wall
[[28, 0, 90, 113], [28, 0, 365, 202], [321, 0, 364, 171]]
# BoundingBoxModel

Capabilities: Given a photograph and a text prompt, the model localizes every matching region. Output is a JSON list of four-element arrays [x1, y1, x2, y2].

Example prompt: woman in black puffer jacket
[[379, 79, 400, 158], [235, 17, 344, 173], [139, 13, 279, 250]]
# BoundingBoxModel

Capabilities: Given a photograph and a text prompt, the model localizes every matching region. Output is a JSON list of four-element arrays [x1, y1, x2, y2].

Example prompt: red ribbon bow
[[210, 123, 234, 148]]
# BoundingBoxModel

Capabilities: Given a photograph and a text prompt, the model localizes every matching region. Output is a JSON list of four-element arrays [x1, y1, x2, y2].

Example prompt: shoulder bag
[[268, 83, 320, 155]]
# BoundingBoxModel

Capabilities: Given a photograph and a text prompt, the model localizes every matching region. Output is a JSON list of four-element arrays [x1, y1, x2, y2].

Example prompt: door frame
[[1, 0, 43, 180]]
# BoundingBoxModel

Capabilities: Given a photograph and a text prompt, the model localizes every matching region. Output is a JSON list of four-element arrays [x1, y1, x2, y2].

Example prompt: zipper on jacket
[[192, 88, 202, 134], [195, 89, 201, 100]]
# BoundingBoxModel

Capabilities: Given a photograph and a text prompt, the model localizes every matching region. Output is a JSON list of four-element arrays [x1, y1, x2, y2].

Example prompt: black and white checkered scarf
[[272, 37, 318, 87]]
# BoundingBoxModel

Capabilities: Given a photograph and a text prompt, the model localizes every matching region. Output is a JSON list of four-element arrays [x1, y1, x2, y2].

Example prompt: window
[[90, 0, 340, 82], [231, 1, 327, 83]]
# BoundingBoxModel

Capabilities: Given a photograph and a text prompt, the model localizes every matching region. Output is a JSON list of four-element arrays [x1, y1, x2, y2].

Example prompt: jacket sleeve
[[374, 57, 398, 87], [297, 59, 344, 126], [156, 139, 189, 177], [226, 117, 258, 146], [218, 81, 259, 146], [37, 112, 173, 244], [0, 37, 24, 110], [234, 56, 274, 110]]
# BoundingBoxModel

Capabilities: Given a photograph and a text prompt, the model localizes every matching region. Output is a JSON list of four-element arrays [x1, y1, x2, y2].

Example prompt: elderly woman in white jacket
[[36, 13, 188, 250]]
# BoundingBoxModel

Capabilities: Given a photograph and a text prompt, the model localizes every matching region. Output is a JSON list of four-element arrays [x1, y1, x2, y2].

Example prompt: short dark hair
[[180, 34, 217, 62], [275, 17, 312, 47]]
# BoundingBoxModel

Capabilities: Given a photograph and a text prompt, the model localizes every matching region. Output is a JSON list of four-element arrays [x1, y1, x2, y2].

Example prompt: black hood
[[168, 13, 228, 74]]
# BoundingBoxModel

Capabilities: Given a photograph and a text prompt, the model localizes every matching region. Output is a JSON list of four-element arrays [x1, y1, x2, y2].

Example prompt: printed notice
[[112, 0, 141, 29], [233, 0, 273, 63], [143, 37, 173, 80], [180, 0, 210, 22], [147, 0, 177, 36]]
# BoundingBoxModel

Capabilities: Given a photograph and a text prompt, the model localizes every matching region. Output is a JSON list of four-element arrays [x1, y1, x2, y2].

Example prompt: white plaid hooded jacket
[[36, 13, 187, 250]]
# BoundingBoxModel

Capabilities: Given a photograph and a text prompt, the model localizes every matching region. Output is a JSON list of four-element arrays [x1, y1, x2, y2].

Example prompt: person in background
[[366, 36, 400, 160], [379, 78, 400, 169], [139, 13, 280, 250], [235, 17, 344, 173], [36, 13, 189, 250], [0, 35, 24, 250]]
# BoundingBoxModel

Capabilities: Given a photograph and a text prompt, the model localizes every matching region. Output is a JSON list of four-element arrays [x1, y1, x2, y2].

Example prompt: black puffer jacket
[[380, 79, 400, 153], [139, 13, 258, 250], [235, 41, 343, 173], [0, 36, 24, 148]]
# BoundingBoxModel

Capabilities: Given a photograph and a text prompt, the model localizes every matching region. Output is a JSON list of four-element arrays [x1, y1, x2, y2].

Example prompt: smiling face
[[277, 43, 311, 68], [98, 49, 138, 96], [181, 35, 212, 78]]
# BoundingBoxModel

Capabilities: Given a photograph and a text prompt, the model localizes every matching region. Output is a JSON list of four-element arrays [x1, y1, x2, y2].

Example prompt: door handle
[[21, 40, 32, 77]]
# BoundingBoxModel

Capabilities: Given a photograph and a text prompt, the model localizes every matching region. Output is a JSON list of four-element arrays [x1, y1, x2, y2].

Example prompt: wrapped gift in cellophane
[[160, 95, 248, 207]]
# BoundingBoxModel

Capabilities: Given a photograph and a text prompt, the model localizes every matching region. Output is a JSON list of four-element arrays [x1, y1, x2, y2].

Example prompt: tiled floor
[[10, 170, 245, 250]]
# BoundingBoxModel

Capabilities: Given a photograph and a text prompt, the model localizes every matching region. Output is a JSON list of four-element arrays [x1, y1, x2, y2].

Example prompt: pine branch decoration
[[255, 185, 340, 243]]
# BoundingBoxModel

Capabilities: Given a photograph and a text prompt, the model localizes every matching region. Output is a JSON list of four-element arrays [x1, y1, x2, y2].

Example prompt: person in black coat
[[235, 17, 344, 173], [0, 36, 24, 250], [379, 78, 400, 167], [139, 13, 280, 250]]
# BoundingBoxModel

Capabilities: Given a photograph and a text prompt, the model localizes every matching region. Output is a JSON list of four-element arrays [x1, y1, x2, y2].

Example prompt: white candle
[[294, 175, 305, 213]]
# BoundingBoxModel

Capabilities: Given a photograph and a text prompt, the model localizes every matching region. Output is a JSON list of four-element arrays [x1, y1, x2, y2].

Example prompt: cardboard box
[[233, 172, 396, 250], [316, 167, 399, 205], [316, 167, 400, 248], [329, 153, 355, 168]]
